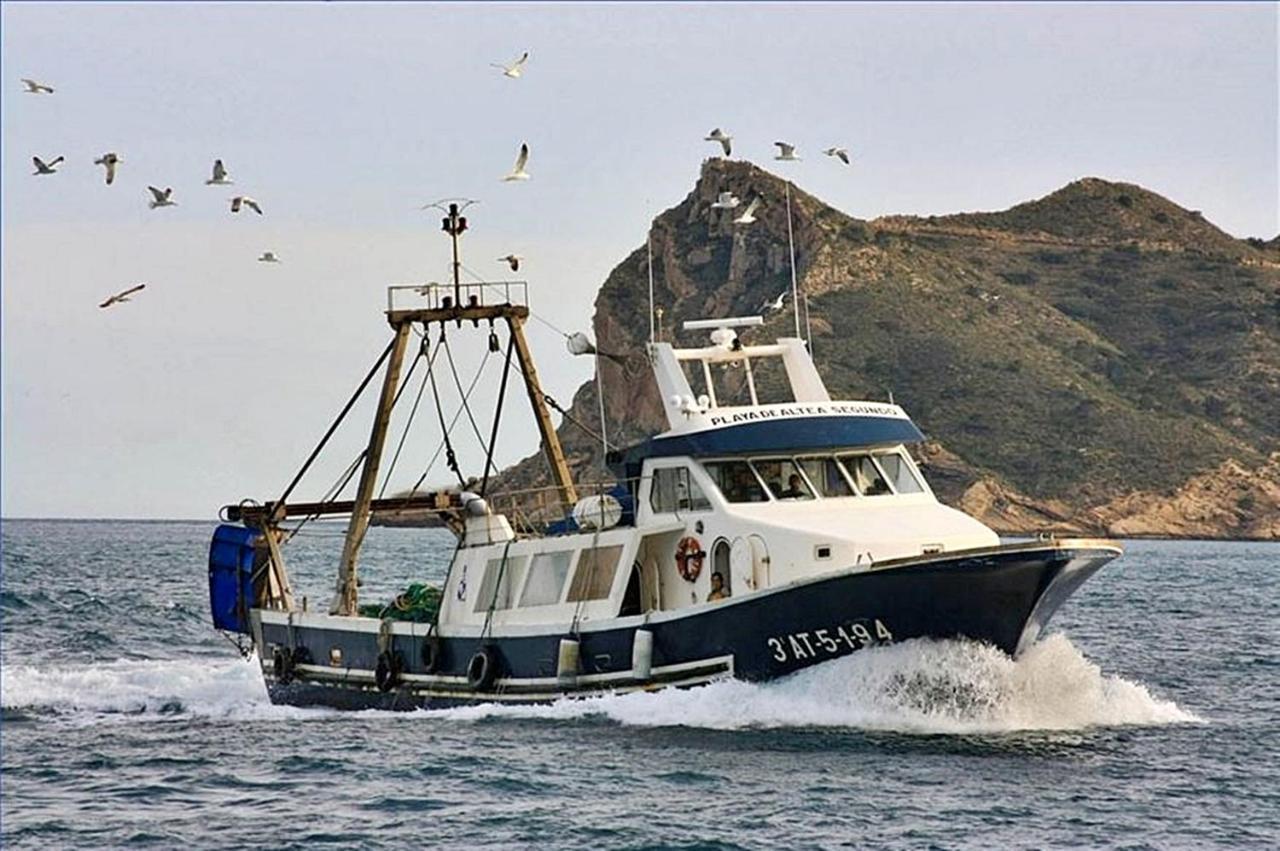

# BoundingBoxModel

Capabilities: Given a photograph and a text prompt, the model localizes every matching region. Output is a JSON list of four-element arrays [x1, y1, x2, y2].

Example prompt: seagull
[[491, 51, 529, 78], [734, 197, 762, 225], [94, 152, 121, 185], [205, 159, 232, 185], [99, 283, 146, 309], [704, 128, 732, 157], [32, 155, 63, 175], [774, 142, 800, 161], [711, 191, 740, 210], [21, 78, 54, 94], [502, 143, 530, 181], [824, 147, 851, 165], [230, 196, 263, 214], [498, 254, 523, 272], [148, 186, 177, 209], [759, 289, 788, 313], [258, 251, 281, 263]]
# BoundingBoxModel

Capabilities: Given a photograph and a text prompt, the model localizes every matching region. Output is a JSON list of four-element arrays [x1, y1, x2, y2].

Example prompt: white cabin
[[437, 320, 998, 632]]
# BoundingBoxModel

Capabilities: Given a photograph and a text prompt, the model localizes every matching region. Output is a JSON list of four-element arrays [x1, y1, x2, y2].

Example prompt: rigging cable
[[410, 344, 494, 493], [443, 331, 497, 466], [480, 331, 516, 497], [274, 336, 397, 508], [282, 333, 429, 542], [378, 334, 445, 499]]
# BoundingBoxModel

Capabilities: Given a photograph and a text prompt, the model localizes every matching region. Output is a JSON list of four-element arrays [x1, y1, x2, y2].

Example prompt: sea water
[[1, 520, 1276, 849]]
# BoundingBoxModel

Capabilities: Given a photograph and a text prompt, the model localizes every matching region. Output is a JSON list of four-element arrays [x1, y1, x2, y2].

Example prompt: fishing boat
[[207, 204, 1121, 709]]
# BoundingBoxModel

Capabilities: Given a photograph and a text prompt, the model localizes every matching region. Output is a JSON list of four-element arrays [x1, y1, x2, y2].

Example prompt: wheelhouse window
[[566, 545, 624, 602], [519, 551, 573, 607], [473, 556, 525, 612], [875, 452, 925, 494], [839, 453, 893, 496], [703, 460, 769, 503], [797, 457, 854, 497], [649, 467, 711, 513], [753, 459, 815, 501]]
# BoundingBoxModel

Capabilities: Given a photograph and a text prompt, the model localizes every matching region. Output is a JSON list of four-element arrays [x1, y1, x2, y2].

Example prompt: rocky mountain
[[499, 159, 1280, 539]]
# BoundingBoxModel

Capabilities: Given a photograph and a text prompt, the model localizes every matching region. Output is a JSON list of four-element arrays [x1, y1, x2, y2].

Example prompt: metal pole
[[647, 230, 655, 344], [786, 182, 802, 339], [595, 352, 609, 460]]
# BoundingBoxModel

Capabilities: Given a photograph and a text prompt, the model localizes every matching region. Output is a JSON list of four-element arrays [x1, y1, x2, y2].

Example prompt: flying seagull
[[498, 254, 523, 272], [824, 147, 850, 165], [94, 152, 121, 185], [711, 191, 740, 210], [32, 155, 63, 175], [205, 159, 232, 185], [502, 143, 530, 181], [99, 283, 146, 309], [734, 196, 762, 225], [148, 186, 176, 209], [491, 51, 529, 78], [759, 289, 788, 313], [704, 128, 732, 157], [774, 142, 800, 161], [21, 78, 54, 94], [230, 196, 263, 214], [258, 251, 281, 263]]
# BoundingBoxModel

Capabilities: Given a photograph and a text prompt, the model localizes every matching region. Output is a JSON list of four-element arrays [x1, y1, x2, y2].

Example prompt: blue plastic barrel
[[208, 524, 259, 633]]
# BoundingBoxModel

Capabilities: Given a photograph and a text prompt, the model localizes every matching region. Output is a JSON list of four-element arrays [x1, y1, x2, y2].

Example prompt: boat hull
[[256, 540, 1118, 710]]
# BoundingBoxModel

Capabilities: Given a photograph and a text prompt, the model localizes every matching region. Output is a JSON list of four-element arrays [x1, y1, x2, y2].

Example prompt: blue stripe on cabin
[[619, 415, 925, 475]]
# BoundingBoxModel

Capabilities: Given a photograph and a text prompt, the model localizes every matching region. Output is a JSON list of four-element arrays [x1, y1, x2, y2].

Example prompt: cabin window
[[797, 457, 854, 497], [473, 556, 523, 612], [649, 467, 711, 513], [876, 452, 924, 494], [566, 545, 624, 602], [752, 459, 815, 501], [704, 460, 769, 503], [519, 551, 573, 607], [839, 453, 893, 496]]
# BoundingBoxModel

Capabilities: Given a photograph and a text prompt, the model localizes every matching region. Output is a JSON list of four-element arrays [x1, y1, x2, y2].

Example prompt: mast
[[330, 321, 413, 615], [326, 203, 579, 615]]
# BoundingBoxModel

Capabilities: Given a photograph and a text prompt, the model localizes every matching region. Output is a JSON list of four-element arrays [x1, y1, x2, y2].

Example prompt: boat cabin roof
[[611, 325, 925, 479]]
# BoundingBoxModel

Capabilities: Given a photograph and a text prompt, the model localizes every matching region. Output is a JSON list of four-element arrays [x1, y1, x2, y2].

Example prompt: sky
[[2, 2, 1277, 519]]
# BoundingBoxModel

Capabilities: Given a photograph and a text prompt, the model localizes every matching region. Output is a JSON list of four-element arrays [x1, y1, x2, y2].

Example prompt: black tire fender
[[421, 633, 442, 674], [375, 650, 403, 693], [467, 645, 498, 691], [272, 647, 295, 685]]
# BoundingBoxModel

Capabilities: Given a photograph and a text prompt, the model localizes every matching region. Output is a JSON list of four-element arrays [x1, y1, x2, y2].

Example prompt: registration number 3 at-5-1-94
[[766, 619, 894, 663]]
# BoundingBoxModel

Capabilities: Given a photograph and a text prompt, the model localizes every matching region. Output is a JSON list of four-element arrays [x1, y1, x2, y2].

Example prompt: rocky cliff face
[[499, 159, 1280, 539]]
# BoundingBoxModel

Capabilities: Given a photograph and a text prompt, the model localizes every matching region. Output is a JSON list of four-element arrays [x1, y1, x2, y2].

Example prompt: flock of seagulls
[[698, 129, 854, 230], [24, 54, 859, 311], [17, 78, 282, 308]]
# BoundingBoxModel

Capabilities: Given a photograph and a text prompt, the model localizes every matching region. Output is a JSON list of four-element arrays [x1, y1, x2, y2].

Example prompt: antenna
[[785, 182, 802, 340], [422, 198, 478, 307], [803, 291, 814, 357], [647, 229, 656, 344]]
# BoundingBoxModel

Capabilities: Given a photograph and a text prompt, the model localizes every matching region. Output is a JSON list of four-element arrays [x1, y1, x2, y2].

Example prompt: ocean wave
[[433, 634, 1203, 734], [0, 655, 329, 722]]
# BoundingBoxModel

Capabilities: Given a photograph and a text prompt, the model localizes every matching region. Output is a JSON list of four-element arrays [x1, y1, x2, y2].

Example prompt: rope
[[480, 332, 516, 497], [275, 337, 397, 508], [458, 261, 572, 341], [443, 334, 494, 459], [414, 338, 494, 492], [379, 335, 444, 499], [479, 539, 514, 643], [543, 392, 611, 452], [428, 330, 468, 487]]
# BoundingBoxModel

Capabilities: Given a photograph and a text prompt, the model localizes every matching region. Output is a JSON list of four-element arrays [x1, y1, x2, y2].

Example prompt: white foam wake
[[434, 634, 1202, 734], [0, 655, 328, 722]]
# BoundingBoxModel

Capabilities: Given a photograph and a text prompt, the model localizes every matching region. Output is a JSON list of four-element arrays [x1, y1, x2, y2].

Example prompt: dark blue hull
[[257, 542, 1118, 710]]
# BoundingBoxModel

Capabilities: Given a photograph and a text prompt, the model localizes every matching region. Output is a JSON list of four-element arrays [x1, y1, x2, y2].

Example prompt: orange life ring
[[675, 536, 705, 583]]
